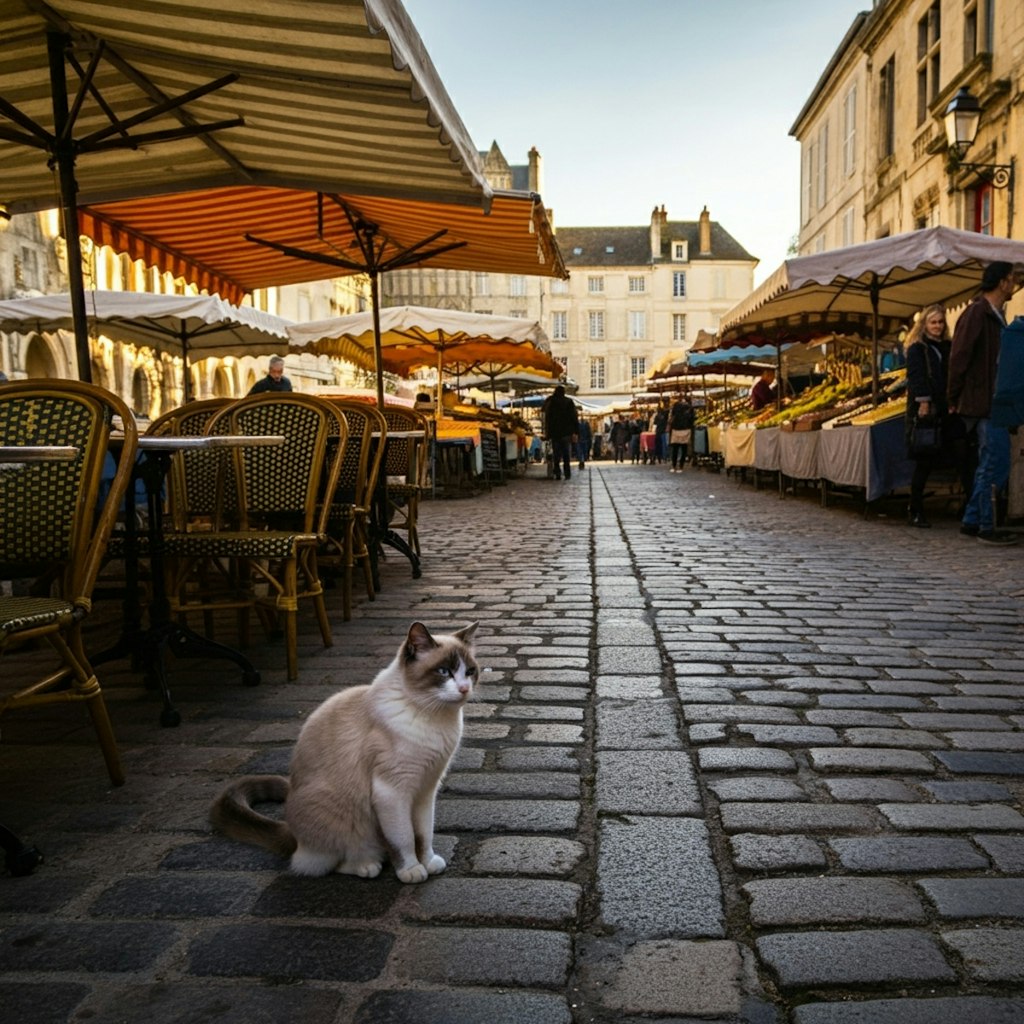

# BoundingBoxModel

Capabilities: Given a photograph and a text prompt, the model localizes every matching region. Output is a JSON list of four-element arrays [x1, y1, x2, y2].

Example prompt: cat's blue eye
[[437, 667, 451, 678]]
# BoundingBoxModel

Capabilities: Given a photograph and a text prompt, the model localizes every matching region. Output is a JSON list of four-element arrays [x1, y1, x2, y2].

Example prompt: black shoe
[[578, 461, 585, 470], [960, 523, 980, 536], [553, 473, 561, 480], [977, 531, 1019, 545], [909, 513, 931, 529], [565, 470, 571, 480]]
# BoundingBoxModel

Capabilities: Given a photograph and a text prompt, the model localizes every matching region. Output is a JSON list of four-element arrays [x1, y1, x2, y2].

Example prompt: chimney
[[528, 147, 543, 194], [650, 205, 663, 260], [699, 206, 712, 255]]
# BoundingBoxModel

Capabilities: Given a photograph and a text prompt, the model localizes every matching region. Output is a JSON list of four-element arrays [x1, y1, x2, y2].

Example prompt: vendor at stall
[[750, 368, 777, 410]]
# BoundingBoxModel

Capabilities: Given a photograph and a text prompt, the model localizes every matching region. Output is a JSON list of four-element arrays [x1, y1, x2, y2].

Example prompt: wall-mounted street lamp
[[943, 86, 1015, 192]]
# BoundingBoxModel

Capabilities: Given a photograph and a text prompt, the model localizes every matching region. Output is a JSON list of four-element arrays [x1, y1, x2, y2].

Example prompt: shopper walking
[[948, 261, 1019, 544], [544, 385, 579, 481], [668, 395, 694, 471]]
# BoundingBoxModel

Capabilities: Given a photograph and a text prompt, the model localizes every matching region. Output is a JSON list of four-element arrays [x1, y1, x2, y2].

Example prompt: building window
[[589, 311, 604, 339], [509, 274, 526, 296], [842, 84, 857, 177], [588, 276, 604, 294], [974, 184, 993, 235], [510, 309, 527, 319], [802, 142, 815, 223], [551, 311, 567, 340], [712, 270, 727, 299], [672, 314, 686, 343], [629, 311, 646, 340], [879, 57, 896, 160], [630, 357, 646, 384], [842, 206, 856, 247], [672, 240, 688, 261], [628, 275, 646, 293], [672, 271, 686, 298], [816, 121, 829, 208], [590, 357, 605, 389], [474, 272, 490, 297], [550, 279, 569, 295], [916, 3, 941, 126], [963, 0, 991, 60]]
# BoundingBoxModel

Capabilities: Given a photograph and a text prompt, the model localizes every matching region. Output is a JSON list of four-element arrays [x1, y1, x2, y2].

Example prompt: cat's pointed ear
[[405, 621, 437, 660], [454, 622, 479, 646]]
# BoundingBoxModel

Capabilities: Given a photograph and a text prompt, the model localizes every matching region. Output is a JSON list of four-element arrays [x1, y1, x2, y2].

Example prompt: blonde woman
[[904, 303, 950, 527]]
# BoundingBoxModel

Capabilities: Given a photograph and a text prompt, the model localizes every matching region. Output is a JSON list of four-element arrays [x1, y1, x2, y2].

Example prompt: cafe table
[[95, 433, 284, 726], [1, 444, 80, 874]]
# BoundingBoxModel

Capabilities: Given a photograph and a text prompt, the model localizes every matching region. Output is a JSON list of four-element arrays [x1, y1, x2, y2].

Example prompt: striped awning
[[0, 0, 491, 213], [79, 186, 567, 304]]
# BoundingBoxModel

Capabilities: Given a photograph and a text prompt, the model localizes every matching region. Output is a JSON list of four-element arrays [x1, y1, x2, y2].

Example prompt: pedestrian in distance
[[668, 395, 694, 471], [947, 260, 1021, 544], [576, 417, 593, 470], [609, 415, 629, 463], [903, 304, 951, 528], [248, 355, 293, 395], [544, 384, 579, 480]]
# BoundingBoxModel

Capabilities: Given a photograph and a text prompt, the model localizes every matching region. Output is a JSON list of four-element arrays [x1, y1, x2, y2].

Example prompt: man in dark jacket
[[248, 355, 293, 395], [948, 260, 1019, 543], [544, 385, 579, 480]]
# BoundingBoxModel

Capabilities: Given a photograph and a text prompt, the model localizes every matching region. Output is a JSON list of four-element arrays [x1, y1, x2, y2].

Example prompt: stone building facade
[[792, 0, 1023, 253], [550, 207, 756, 402]]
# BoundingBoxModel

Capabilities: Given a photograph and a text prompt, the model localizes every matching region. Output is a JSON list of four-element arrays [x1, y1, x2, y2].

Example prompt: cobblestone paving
[[1, 460, 1023, 1023]]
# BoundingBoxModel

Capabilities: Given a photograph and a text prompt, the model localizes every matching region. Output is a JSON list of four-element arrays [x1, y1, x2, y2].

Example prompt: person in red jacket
[[947, 261, 1020, 543]]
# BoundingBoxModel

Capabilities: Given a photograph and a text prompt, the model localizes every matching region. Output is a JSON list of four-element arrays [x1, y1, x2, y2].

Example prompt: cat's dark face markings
[[402, 622, 479, 704]]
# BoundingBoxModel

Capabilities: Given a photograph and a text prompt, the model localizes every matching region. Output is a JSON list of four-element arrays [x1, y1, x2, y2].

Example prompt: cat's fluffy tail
[[209, 775, 297, 857]]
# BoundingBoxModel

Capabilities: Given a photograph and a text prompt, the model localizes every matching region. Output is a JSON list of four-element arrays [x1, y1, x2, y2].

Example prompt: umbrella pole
[[48, 32, 92, 384], [370, 271, 385, 409], [870, 275, 880, 406], [180, 324, 193, 403]]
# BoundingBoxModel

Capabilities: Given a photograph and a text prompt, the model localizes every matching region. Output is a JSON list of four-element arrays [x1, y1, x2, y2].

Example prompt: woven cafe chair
[[162, 393, 346, 679], [0, 380, 139, 785], [319, 399, 386, 621], [146, 398, 243, 637], [380, 406, 430, 557]]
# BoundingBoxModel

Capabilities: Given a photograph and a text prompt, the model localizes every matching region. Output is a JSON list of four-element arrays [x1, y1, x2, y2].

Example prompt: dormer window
[[572, 246, 583, 256], [672, 240, 688, 262], [605, 245, 615, 254]]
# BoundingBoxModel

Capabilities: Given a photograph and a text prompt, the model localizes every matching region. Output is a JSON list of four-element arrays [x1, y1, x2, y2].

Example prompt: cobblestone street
[[2, 460, 1023, 1023]]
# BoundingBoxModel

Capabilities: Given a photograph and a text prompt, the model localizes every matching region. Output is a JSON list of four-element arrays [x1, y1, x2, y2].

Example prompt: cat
[[209, 620, 478, 882]]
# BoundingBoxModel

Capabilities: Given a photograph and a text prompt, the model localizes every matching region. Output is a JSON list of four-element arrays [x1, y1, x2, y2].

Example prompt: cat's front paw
[[336, 859, 382, 879], [396, 862, 429, 884], [425, 853, 446, 875]]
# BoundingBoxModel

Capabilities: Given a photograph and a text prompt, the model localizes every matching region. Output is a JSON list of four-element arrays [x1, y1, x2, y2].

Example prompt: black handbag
[[909, 415, 942, 458]]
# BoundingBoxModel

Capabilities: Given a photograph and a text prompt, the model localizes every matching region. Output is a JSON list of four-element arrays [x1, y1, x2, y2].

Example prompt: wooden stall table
[[434, 418, 482, 497]]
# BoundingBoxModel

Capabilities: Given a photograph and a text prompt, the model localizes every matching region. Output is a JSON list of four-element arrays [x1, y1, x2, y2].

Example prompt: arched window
[[24, 335, 59, 378], [131, 366, 151, 418]]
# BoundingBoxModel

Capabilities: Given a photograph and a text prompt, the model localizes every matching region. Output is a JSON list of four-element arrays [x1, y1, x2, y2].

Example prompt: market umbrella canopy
[[1, 0, 495, 379], [0, 291, 290, 398], [79, 187, 566, 306], [718, 226, 1024, 401], [1, 0, 492, 213], [289, 305, 554, 411]]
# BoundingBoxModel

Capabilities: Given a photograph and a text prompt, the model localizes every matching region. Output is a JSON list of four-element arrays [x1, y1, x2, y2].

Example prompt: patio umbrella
[[718, 226, 1024, 403], [288, 306, 555, 414], [0, 291, 290, 401], [0, 0, 494, 382]]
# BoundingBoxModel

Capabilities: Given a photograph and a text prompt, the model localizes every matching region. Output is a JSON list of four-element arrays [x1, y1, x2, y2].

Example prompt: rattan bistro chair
[[320, 399, 386, 620], [380, 407, 429, 558], [0, 380, 139, 786], [162, 394, 346, 679]]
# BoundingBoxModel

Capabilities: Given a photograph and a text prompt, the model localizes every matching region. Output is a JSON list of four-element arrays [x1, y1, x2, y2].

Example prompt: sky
[[402, 0, 868, 284]]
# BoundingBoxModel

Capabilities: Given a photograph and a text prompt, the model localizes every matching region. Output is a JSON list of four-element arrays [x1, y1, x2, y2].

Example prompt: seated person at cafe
[[248, 355, 293, 394], [749, 368, 776, 410]]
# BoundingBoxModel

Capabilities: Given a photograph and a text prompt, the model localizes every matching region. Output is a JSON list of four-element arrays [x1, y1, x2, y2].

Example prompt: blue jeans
[[962, 418, 1010, 533]]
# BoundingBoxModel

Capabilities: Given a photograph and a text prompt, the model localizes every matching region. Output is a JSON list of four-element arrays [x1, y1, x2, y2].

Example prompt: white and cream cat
[[210, 621, 478, 882]]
